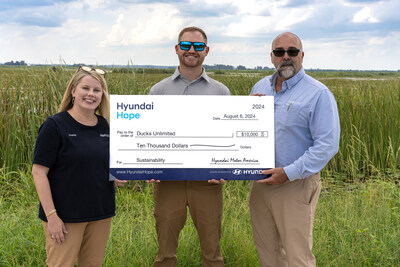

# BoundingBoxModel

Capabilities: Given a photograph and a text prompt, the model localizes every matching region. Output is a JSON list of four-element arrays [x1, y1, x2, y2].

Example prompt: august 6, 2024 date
[[213, 103, 264, 120]]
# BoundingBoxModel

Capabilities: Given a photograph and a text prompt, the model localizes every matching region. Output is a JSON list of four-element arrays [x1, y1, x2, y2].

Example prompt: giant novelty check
[[109, 95, 274, 180]]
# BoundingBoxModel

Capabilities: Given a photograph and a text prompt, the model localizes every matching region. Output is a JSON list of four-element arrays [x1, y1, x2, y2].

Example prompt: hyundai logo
[[232, 169, 242, 175]]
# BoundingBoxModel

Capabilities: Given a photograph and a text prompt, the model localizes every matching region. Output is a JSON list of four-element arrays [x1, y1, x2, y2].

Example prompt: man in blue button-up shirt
[[249, 32, 340, 266]]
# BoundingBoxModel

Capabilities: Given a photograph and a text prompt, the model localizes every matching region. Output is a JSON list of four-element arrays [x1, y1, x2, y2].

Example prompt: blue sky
[[0, 0, 399, 70]]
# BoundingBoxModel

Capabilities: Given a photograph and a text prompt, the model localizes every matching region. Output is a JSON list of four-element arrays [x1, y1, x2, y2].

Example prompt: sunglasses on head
[[79, 66, 106, 75], [272, 47, 302, 57], [178, 41, 207, 51]]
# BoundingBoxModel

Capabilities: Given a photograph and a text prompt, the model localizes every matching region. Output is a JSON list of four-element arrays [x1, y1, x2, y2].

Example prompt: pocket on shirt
[[281, 102, 308, 127]]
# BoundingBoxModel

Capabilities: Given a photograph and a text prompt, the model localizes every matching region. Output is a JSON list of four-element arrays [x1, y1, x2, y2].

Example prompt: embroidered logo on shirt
[[100, 134, 109, 137], [68, 134, 77, 137]]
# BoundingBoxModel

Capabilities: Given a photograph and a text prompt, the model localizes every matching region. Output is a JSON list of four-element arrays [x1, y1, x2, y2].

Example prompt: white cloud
[[224, 2, 313, 37], [82, 0, 108, 9], [98, 4, 184, 47], [302, 32, 400, 70], [352, 7, 379, 23], [212, 42, 259, 54], [225, 16, 272, 37], [233, 0, 269, 15], [273, 6, 314, 31]]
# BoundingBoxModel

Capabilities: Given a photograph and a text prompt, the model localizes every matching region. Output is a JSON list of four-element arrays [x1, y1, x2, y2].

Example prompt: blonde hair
[[58, 69, 110, 122]]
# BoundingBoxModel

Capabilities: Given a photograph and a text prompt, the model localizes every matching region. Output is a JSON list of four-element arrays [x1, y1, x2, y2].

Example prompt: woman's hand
[[47, 214, 68, 244], [114, 179, 128, 187]]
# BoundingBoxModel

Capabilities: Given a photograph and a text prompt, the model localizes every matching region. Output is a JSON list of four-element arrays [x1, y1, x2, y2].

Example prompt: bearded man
[[148, 26, 229, 267], [249, 32, 340, 267]]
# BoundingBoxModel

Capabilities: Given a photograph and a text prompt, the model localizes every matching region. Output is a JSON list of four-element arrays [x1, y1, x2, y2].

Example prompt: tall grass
[[314, 178, 400, 266], [321, 78, 400, 180], [0, 67, 399, 265], [0, 67, 158, 173], [1, 170, 399, 266], [1, 66, 399, 181]]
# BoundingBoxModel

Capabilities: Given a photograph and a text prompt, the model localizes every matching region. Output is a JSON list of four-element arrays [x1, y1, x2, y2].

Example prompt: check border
[[109, 95, 274, 180], [110, 168, 271, 181]]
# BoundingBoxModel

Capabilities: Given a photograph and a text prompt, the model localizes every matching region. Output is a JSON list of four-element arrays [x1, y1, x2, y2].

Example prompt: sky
[[0, 0, 399, 70]]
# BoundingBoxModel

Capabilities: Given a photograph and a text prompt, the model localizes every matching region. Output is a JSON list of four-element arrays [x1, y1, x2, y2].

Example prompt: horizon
[[1, 61, 399, 72]]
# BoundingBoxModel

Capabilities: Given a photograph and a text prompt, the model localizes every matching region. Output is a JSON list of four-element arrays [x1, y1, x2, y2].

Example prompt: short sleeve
[[33, 118, 61, 168]]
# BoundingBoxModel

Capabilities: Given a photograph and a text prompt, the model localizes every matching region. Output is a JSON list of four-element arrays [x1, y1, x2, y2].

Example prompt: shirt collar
[[172, 67, 210, 83], [172, 67, 181, 80], [269, 67, 305, 90], [200, 69, 211, 83]]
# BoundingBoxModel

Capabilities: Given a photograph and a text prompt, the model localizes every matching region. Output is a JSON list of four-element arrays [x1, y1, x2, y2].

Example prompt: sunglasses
[[79, 66, 106, 75], [178, 41, 207, 51], [272, 47, 302, 57]]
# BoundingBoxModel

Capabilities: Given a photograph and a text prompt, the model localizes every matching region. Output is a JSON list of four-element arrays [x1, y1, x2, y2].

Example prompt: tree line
[[2, 60, 27, 66]]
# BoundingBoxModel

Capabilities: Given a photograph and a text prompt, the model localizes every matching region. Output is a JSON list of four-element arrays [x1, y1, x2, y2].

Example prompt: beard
[[277, 60, 296, 79], [179, 52, 204, 68]]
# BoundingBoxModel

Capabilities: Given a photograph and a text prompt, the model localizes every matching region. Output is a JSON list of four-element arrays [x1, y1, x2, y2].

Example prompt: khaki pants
[[43, 217, 112, 267], [249, 173, 321, 267], [153, 181, 224, 267]]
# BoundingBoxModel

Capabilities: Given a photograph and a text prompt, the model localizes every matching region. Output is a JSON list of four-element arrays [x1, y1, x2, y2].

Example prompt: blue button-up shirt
[[251, 68, 340, 181]]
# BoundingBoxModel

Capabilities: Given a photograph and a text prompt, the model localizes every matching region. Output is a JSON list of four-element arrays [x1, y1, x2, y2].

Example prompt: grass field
[[1, 169, 399, 266], [0, 66, 399, 266]]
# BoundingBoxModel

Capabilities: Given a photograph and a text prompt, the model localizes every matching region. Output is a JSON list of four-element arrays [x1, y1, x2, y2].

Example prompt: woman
[[32, 66, 125, 266]]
